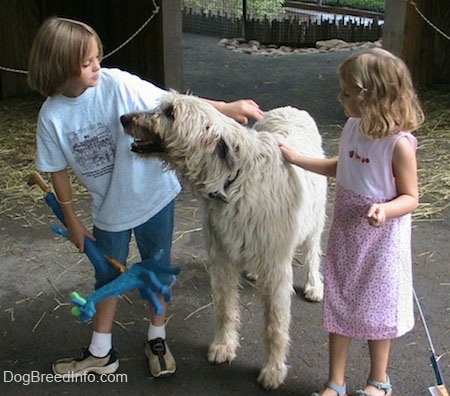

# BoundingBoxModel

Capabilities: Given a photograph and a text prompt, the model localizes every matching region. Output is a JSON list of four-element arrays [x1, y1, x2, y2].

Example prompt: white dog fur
[[120, 92, 327, 389]]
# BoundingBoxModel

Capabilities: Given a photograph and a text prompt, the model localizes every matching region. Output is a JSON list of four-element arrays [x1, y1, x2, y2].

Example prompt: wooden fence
[[0, 0, 182, 99], [182, 7, 383, 46]]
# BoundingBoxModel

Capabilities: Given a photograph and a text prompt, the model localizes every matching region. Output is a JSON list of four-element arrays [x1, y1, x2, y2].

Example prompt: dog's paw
[[257, 363, 288, 390], [208, 342, 237, 364], [304, 282, 324, 302]]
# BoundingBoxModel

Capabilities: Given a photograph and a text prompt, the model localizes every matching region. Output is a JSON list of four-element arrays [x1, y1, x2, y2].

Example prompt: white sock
[[147, 323, 166, 341], [88, 331, 112, 357]]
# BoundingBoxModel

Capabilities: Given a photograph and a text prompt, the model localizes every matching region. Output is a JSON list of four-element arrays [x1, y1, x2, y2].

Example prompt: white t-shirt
[[36, 68, 181, 232]]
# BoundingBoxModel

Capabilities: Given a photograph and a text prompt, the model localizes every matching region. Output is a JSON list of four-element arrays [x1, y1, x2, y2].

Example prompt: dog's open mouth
[[130, 137, 164, 154], [120, 114, 165, 154]]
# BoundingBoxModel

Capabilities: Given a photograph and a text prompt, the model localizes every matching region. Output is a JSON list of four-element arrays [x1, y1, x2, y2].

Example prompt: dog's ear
[[215, 138, 238, 169]]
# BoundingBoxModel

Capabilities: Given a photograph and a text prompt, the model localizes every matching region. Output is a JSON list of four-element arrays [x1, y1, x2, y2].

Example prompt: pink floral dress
[[323, 118, 416, 340]]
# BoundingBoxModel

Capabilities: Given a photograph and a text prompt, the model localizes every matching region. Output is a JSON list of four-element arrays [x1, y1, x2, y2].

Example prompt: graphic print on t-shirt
[[68, 123, 115, 177]]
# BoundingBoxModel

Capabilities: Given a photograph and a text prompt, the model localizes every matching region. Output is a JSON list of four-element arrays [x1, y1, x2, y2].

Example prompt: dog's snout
[[120, 114, 133, 128]]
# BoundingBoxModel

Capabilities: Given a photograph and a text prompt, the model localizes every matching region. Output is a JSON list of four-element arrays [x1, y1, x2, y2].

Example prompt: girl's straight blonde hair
[[28, 17, 103, 97], [338, 47, 425, 139]]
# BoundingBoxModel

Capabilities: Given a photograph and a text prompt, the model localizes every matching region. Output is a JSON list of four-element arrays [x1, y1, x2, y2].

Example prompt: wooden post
[[150, 0, 184, 90], [242, 0, 248, 40], [382, 0, 406, 57]]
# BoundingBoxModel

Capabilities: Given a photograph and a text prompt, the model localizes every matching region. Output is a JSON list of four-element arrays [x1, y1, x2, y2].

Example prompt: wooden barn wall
[[403, 0, 450, 88], [0, 0, 182, 99], [1, 0, 448, 97], [0, 1, 40, 98]]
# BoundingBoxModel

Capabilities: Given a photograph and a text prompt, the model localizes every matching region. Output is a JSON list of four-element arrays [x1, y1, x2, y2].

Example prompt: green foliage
[[322, 0, 385, 13], [182, 1, 384, 16], [249, 0, 284, 16], [183, 0, 284, 17]]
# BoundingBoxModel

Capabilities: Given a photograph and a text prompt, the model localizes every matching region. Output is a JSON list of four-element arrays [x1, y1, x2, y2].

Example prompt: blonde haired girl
[[280, 48, 424, 396], [337, 47, 424, 139]]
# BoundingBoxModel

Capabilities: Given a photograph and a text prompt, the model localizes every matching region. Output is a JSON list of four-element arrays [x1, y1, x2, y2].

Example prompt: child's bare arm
[[367, 137, 419, 226], [279, 143, 338, 177], [205, 99, 264, 124], [51, 169, 95, 252]]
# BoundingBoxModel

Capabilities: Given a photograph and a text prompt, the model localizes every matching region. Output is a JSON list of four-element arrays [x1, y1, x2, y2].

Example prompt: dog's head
[[120, 92, 241, 201], [120, 111, 165, 155]]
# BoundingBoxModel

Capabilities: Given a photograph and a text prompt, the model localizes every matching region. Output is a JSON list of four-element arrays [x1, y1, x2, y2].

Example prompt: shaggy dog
[[120, 92, 327, 389]]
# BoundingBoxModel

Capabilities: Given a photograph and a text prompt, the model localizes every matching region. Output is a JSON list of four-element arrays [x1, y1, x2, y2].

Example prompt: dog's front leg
[[207, 257, 241, 365], [258, 265, 294, 389]]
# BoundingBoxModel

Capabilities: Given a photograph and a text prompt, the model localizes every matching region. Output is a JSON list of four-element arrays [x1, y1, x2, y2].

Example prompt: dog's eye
[[164, 104, 174, 119]]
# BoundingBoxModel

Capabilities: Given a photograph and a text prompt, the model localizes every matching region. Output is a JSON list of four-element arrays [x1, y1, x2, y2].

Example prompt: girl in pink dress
[[280, 48, 424, 396]]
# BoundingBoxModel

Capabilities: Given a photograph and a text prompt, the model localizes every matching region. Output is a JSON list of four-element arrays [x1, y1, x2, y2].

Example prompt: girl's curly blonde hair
[[337, 48, 425, 139]]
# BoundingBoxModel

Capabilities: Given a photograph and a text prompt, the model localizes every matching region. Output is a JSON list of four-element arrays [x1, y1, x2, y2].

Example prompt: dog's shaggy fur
[[120, 92, 327, 389]]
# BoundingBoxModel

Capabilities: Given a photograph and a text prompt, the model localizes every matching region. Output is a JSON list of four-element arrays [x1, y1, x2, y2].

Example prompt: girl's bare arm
[[279, 143, 338, 177], [367, 137, 419, 226]]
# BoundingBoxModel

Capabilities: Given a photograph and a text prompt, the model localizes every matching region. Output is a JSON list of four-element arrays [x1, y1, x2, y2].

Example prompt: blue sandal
[[311, 381, 346, 396], [354, 375, 392, 396]]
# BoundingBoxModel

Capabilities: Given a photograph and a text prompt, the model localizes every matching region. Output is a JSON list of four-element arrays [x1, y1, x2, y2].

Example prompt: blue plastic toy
[[29, 171, 180, 322]]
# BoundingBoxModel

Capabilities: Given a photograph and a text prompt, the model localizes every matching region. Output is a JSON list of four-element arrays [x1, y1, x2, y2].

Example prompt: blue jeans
[[92, 200, 176, 289]]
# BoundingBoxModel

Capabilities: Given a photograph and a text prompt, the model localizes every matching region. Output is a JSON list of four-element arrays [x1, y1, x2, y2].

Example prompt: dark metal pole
[[242, 0, 247, 40]]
